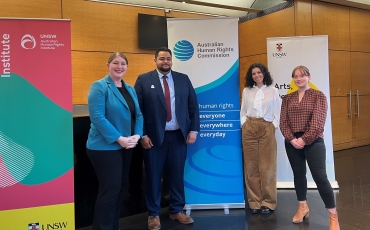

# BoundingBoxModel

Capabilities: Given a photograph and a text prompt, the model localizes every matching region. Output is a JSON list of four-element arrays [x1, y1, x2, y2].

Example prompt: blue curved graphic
[[173, 40, 194, 61], [207, 145, 240, 162], [195, 60, 239, 94], [184, 58, 242, 204], [184, 145, 244, 203], [188, 154, 241, 178]]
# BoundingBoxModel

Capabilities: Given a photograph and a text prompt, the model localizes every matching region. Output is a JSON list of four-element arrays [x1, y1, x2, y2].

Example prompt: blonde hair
[[107, 52, 128, 65], [291, 65, 310, 78]]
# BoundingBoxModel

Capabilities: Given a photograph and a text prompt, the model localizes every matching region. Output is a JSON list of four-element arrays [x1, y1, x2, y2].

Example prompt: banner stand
[[267, 36, 338, 189], [185, 203, 245, 215], [0, 18, 74, 229], [167, 18, 244, 212]]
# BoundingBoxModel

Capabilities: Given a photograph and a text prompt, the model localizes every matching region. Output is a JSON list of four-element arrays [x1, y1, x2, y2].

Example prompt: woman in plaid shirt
[[280, 66, 340, 230]]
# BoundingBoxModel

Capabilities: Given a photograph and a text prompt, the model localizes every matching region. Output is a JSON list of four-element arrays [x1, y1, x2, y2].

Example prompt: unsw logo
[[28, 222, 68, 230], [272, 42, 287, 58], [21, 34, 36, 49], [28, 223, 39, 230], [276, 43, 282, 52]]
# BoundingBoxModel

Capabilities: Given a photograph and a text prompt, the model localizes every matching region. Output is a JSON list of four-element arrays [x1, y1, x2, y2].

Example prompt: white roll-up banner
[[167, 18, 244, 210], [267, 36, 338, 188]]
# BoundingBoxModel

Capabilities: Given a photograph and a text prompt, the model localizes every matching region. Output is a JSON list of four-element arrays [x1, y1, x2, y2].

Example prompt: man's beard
[[158, 66, 171, 73]]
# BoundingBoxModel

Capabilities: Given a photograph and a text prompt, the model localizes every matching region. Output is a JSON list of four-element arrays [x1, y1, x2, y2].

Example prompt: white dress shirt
[[240, 85, 282, 128]]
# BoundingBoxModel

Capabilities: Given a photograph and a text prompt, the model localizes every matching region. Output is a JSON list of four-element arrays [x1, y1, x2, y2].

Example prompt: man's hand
[[141, 136, 153, 149], [186, 132, 197, 144]]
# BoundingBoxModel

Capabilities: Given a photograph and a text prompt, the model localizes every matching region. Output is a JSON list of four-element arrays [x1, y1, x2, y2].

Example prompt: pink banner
[[0, 18, 74, 217]]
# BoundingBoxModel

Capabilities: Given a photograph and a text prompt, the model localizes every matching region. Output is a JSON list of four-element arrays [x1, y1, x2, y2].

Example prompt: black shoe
[[250, 208, 260, 214], [260, 206, 271, 214]]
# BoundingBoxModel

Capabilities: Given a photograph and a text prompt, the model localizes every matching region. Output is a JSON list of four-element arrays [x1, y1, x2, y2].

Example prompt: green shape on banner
[[0, 73, 73, 185]]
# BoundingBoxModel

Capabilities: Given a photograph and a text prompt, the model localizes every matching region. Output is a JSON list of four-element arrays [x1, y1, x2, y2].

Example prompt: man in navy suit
[[134, 47, 200, 230]]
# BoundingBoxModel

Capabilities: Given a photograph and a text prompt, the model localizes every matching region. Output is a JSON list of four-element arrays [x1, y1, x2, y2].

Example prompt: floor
[[77, 145, 370, 230]]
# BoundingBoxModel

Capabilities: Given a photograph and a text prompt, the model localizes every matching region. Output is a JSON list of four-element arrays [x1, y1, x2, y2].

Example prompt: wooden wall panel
[[352, 95, 370, 141], [72, 51, 154, 104], [294, 0, 313, 36], [350, 8, 370, 52], [352, 139, 370, 150], [261, 53, 268, 66], [351, 52, 370, 95], [63, 0, 209, 53], [63, 0, 150, 53], [239, 7, 295, 57], [0, 0, 61, 18], [329, 50, 351, 96], [63, 0, 210, 104], [330, 96, 353, 150], [312, 1, 350, 51]]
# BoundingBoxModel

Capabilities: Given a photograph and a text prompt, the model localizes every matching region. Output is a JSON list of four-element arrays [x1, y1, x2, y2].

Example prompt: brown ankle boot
[[292, 201, 309, 223], [329, 210, 340, 230]]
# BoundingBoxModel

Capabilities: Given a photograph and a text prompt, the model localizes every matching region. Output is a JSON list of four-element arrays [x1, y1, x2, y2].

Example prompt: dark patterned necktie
[[163, 75, 172, 122]]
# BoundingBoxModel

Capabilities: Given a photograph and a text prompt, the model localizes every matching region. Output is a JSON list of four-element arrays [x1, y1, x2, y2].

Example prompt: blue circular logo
[[173, 40, 194, 61]]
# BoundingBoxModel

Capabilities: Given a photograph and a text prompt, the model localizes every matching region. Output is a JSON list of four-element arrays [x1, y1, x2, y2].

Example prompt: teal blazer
[[86, 75, 143, 150]]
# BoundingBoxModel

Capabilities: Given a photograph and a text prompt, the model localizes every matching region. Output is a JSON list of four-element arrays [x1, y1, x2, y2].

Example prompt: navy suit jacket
[[134, 70, 200, 146], [87, 75, 143, 150]]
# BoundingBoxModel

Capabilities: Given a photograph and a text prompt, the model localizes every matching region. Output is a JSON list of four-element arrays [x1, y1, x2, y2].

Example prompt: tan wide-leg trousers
[[242, 117, 277, 210]]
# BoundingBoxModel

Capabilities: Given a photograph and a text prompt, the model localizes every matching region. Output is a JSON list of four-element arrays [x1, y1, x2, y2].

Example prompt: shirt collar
[[253, 84, 267, 90], [156, 69, 172, 79]]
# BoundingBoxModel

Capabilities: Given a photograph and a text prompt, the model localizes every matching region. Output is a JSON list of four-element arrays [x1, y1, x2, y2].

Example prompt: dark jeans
[[285, 137, 335, 209]]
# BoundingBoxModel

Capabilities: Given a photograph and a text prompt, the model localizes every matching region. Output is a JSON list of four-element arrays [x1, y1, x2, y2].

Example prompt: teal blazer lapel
[[105, 75, 129, 109]]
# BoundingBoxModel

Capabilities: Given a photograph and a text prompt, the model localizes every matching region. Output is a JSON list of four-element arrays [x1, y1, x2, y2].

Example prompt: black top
[[117, 81, 136, 135]]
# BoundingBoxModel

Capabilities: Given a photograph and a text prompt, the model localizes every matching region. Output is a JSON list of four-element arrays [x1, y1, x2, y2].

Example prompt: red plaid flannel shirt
[[280, 88, 327, 145]]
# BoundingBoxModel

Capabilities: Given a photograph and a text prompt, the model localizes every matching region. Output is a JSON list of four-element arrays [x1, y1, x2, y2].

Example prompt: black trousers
[[285, 137, 336, 209], [87, 148, 133, 230], [128, 144, 144, 199]]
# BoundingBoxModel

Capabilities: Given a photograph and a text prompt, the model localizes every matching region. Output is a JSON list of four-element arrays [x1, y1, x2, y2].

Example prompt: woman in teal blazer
[[86, 52, 143, 230]]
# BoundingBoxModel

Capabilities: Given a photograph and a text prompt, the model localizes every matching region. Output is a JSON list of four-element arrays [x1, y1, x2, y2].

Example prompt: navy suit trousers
[[143, 129, 187, 216]]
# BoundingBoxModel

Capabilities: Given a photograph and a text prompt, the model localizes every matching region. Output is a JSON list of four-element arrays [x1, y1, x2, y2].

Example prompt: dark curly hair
[[244, 63, 273, 88]]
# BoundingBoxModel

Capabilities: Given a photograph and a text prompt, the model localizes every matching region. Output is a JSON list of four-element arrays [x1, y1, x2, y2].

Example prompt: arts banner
[[167, 18, 244, 211], [267, 36, 338, 188], [0, 18, 74, 229]]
